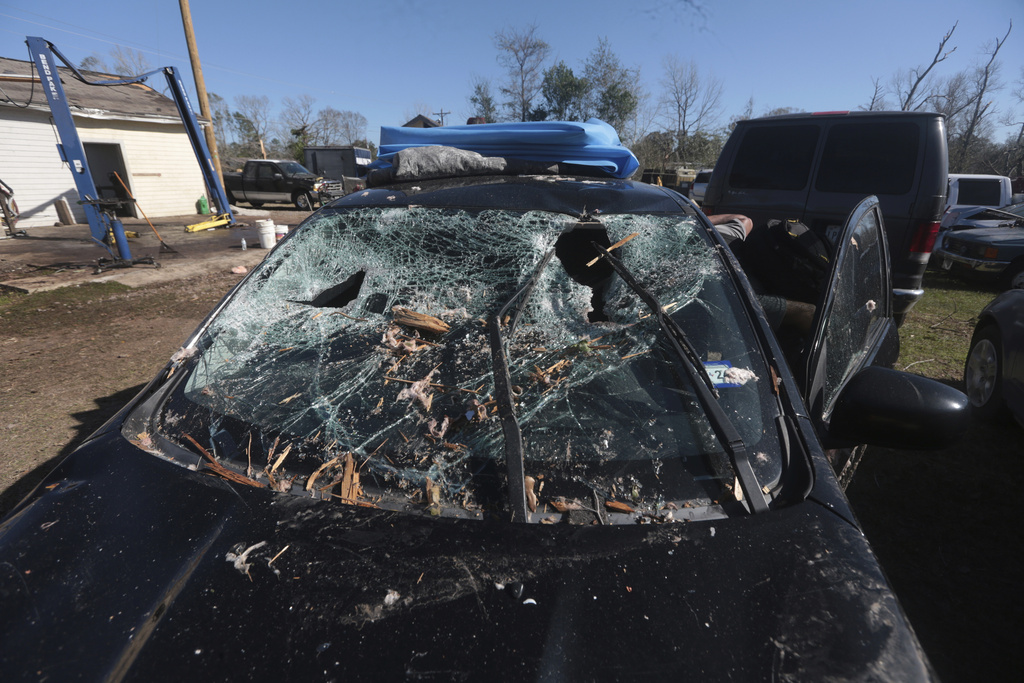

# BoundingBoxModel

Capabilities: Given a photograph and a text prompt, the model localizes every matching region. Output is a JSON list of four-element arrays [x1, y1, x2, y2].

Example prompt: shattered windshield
[[149, 205, 782, 522]]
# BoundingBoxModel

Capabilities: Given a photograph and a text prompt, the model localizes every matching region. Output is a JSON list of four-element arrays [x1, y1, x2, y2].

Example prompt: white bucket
[[275, 224, 288, 241], [257, 221, 276, 249]]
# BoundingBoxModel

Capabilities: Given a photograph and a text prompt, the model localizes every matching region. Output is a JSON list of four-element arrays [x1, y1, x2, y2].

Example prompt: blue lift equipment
[[25, 36, 234, 263]]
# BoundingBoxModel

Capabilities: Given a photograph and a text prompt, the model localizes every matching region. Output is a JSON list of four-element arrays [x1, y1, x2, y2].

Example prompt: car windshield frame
[[138, 200, 785, 523], [279, 161, 314, 175]]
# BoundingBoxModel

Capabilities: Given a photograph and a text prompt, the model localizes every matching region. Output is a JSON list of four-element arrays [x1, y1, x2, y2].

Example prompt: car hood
[[0, 434, 931, 681], [948, 226, 1024, 245], [942, 206, 1022, 229]]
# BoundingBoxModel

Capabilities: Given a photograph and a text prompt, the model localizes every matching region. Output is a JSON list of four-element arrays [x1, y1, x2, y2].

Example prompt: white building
[[0, 55, 209, 229]]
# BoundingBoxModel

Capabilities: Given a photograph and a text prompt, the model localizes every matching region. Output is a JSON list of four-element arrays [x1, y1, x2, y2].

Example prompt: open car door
[[803, 197, 896, 448], [799, 195, 968, 480]]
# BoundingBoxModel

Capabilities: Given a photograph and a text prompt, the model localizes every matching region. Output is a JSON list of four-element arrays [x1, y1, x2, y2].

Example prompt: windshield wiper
[[488, 249, 557, 523], [591, 243, 769, 514]]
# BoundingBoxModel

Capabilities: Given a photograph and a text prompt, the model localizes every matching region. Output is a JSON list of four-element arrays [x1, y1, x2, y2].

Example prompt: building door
[[83, 143, 136, 218]]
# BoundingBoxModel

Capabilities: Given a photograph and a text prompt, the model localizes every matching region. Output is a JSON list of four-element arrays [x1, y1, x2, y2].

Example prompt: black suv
[[703, 111, 949, 319]]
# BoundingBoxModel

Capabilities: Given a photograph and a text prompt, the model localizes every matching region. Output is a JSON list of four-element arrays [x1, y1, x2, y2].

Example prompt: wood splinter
[[392, 307, 450, 335], [586, 232, 639, 267]]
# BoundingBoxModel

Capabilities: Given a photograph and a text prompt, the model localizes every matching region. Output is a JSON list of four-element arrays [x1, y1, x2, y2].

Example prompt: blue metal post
[[162, 67, 234, 220], [26, 36, 133, 260]]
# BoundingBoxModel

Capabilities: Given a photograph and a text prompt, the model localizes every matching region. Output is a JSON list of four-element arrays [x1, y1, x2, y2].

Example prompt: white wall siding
[[0, 107, 76, 228], [1, 106, 208, 229]]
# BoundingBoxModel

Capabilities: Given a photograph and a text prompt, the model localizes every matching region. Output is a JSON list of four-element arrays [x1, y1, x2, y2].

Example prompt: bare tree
[[494, 24, 551, 122], [932, 71, 973, 121], [890, 23, 958, 111], [309, 107, 340, 145], [658, 56, 723, 137], [281, 94, 317, 137], [1003, 67, 1024, 176], [326, 109, 367, 145], [863, 78, 888, 111], [762, 106, 804, 117], [631, 130, 677, 173], [727, 97, 756, 131], [208, 92, 232, 145], [950, 22, 1012, 171], [278, 95, 317, 160], [79, 54, 105, 73], [110, 45, 153, 77], [620, 81, 656, 148], [234, 95, 274, 158]]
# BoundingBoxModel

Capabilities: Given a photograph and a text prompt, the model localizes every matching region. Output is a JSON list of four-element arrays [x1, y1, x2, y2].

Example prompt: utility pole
[[433, 109, 451, 126], [178, 0, 226, 204]]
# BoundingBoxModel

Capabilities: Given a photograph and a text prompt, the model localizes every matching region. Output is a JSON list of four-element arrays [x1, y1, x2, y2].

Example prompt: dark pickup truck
[[224, 159, 328, 211]]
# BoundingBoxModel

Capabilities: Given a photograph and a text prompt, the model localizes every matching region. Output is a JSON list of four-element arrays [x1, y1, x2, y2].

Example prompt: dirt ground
[[0, 207, 300, 508], [0, 208, 1020, 681]]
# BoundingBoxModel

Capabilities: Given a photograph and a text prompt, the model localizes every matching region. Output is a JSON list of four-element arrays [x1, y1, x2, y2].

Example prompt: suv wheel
[[964, 324, 1010, 421], [1005, 260, 1024, 289]]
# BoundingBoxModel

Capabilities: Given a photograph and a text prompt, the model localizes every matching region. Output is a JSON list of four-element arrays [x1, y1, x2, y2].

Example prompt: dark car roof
[[740, 110, 945, 123], [335, 173, 698, 217]]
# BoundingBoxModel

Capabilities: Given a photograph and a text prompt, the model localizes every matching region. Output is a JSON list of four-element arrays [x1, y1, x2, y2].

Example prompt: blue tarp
[[377, 118, 640, 179]]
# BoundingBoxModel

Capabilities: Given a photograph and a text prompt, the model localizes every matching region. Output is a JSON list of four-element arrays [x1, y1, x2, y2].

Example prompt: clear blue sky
[[1, 0, 1021, 142]]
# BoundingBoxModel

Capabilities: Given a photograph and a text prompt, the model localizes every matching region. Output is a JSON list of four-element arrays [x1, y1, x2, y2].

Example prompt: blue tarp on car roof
[[376, 118, 640, 179]]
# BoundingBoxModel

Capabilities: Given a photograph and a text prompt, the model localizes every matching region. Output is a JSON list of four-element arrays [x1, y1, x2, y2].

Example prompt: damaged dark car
[[0, 123, 967, 680]]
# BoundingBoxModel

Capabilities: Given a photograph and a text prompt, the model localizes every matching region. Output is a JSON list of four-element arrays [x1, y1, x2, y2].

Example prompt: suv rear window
[[729, 125, 819, 191], [955, 179, 1003, 206], [816, 122, 919, 195]]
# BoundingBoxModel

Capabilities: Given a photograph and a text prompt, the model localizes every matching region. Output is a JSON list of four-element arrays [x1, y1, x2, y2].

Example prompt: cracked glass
[[147, 204, 783, 522], [821, 205, 887, 417]]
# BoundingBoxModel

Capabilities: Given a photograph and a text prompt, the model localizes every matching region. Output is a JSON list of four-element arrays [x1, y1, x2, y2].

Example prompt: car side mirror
[[274, 173, 283, 180], [827, 366, 969, 450]]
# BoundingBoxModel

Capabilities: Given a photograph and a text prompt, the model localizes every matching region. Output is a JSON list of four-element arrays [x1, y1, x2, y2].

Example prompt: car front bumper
[[933, 248, 1009, 274]]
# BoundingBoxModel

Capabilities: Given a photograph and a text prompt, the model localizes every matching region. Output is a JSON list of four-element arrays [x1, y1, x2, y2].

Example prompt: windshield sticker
[[703, 360, 758, 388]]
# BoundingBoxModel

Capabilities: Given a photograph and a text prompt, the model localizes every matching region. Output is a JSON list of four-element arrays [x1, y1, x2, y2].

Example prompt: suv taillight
[[909, 220, 940, 254]]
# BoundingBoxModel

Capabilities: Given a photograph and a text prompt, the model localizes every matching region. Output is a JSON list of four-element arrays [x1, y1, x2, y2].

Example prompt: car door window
[[806, 196, 891, 418]]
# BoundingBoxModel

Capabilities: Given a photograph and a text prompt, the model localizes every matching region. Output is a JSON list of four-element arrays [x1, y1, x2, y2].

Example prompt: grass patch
[[896, 270, 1002, 383], [0, 282, 132, 327]]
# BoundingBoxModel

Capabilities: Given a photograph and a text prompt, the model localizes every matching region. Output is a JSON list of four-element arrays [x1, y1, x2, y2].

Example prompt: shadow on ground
[[0, 383, 146, 517], [847, 413, 1024, 683]]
